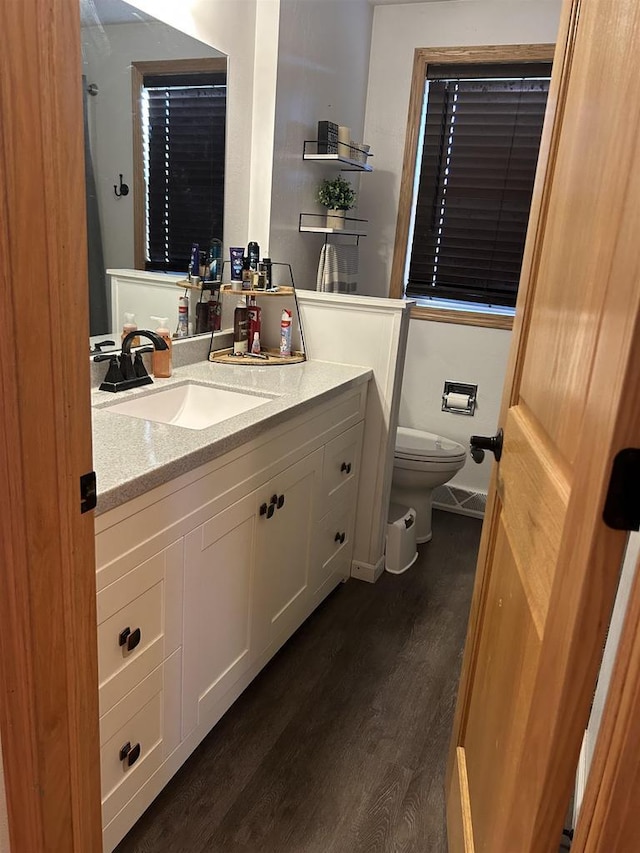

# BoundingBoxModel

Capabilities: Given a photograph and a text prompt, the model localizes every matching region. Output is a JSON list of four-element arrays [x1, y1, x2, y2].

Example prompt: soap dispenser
[[121, 312, 140, 348], [151, 316, 172, 378]]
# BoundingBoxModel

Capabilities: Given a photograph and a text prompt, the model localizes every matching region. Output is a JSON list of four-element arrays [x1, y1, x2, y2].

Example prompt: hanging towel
[[316, 243, 358, 293]]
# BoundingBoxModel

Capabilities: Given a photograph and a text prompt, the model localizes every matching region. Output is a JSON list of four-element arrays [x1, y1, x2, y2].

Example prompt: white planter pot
[[326, 209, 346, 230]]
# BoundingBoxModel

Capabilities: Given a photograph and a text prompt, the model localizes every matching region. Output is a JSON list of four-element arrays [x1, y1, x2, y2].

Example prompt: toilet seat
[[395, 426, 466, 464]]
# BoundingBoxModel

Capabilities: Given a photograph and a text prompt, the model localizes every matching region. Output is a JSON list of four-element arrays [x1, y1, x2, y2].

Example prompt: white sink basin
[[105, 382, 272, 430]]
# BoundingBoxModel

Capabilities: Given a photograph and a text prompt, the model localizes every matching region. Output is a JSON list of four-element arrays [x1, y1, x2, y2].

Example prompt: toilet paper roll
[[444, 392, 471, 410]]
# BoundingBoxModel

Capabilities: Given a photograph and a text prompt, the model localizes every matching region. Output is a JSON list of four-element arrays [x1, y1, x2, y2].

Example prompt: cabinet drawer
[[100, 666, 163, 827], [312, 487, 355, 601], [322, 422, 364, 511], [97, 551, 164, 715]]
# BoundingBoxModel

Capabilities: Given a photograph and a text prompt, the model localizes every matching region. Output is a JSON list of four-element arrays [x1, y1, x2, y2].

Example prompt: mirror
[[81, 0, 228, 340]]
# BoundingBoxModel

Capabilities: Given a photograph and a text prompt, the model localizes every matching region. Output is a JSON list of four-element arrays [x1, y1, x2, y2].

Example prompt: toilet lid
[[395, 426, 467, 462]]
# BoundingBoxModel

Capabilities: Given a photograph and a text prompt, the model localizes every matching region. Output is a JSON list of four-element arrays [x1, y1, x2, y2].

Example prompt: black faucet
[[96, 330, 169, 393]]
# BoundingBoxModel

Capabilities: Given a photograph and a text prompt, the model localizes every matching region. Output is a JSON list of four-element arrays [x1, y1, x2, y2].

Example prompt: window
[[391, 46, 555, 328], [132, 59, 226, 272]]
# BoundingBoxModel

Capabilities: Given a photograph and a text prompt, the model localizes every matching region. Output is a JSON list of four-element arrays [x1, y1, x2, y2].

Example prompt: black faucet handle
[[133, 349, 153, 379], [90, 339, 116, 354], [118, 353, 135, 380], [97, 354, 124, 385]]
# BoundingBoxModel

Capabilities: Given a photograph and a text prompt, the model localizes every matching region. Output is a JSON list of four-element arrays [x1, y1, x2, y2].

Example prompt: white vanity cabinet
[[94, 383, 367, 851]]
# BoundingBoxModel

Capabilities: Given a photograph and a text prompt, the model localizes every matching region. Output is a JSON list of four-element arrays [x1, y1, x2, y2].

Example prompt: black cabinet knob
[[260, 502, 268, 516], [118, 626, 141, 652], [340, 462, 352, 475], [119, 741, 141, 768], [267, 503, 275, 519], [277, 494, 285, 509], [334, 531, 346, 544]]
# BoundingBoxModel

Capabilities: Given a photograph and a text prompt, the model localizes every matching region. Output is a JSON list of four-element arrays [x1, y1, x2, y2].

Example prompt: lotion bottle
[[233, 297, 248, 354], [248, 294, 261, 342], [151, 316, 172, 378]]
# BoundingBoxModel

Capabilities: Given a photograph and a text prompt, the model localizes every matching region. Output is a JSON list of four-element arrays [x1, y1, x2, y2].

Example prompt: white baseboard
[[351, 554, 385, 583]]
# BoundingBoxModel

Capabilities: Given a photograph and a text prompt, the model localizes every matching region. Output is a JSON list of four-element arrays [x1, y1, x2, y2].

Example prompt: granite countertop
[[92, 359, 372, 515]]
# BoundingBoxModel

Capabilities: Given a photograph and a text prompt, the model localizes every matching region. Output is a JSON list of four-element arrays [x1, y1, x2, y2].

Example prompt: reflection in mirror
[[80, 0, 227, 338]]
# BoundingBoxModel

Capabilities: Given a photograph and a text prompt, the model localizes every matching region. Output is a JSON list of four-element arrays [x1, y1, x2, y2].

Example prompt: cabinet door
[[311, 481, 356, 607], [253, 449, 323, 656], [182, 491, 257, 738]]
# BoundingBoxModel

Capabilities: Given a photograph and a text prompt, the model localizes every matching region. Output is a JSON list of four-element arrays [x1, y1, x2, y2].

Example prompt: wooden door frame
[[572, 547, 640, 850], [447, 0, 640, 847], [0, 0, 102, 850]]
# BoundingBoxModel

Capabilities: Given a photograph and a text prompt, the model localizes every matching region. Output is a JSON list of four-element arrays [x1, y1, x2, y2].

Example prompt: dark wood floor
[[116, 509, 481, 853]]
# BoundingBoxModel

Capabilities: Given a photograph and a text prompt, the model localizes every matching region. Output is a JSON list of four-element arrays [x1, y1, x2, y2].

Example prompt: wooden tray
[[209, 347, 305, 365]]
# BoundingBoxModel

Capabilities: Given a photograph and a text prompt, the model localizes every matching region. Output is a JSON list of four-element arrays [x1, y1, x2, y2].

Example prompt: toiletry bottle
[[176, 295, 189, 338], [247, 241, 260, 271], [150, 316, 172, 378], [207, 288, 221, 332], [207, 237, 223, 281], [280, 308, 292, 357], [195, 290, 210, 335], [262, 257, 272, 289], [229, 247, 244, 283], [251, 331, 261, 354], [121, 312, 140, 348], [188, 243, 200, 282], [248, 294, 261, 342], [233, 297, 249, 354], [241, 256, 252, 290]]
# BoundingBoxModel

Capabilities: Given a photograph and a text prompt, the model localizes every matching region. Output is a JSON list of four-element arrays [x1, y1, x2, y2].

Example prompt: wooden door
[[447, 0, 640, 850], [0, 0, 102, 850]]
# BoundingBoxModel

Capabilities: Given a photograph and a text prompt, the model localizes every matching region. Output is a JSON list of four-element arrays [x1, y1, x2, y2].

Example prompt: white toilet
[[391, 427, 467, 543]]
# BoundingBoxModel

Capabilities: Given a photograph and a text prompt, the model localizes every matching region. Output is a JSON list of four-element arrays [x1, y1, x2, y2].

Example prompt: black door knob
[[470, 429, 503, 464]]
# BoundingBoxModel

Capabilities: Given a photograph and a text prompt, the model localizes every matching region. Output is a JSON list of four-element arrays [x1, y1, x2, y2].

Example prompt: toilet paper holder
[[442, 381, 477, 416]]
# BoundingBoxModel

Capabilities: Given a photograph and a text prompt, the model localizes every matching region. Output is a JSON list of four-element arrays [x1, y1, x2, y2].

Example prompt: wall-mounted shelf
[[299, 212, 367, 237], [303, 140, 373, 172]]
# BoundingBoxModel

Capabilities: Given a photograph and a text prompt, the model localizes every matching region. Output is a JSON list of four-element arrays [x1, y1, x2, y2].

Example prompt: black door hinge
[[80, 471, 97, 514], [603, 449, 640, 531]]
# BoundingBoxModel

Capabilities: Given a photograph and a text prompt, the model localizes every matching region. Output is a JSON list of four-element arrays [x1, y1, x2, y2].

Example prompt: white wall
[[360, 0, 563, 299], [360, 0, 562, 493], [82, 21, 224, 271], [268, 0, 373, 288], [401, 319, 512, 492]]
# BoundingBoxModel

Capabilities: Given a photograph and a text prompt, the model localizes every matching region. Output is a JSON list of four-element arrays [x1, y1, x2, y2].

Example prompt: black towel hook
[[114, 174, 129, 198]]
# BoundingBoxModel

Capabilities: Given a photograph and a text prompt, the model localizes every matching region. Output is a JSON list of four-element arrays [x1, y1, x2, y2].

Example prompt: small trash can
[[385, 503, 418, 574]]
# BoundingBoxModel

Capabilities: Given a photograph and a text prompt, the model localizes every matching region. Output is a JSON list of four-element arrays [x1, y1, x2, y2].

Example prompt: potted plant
[[317, 176, 356, 229]]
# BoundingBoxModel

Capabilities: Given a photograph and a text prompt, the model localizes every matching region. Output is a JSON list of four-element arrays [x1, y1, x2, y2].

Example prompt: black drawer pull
[[267, 503, 275, 519], [118, 626, 141, 652], [277, 494, 285, 509], [260, 502, 268, 516], [119, 741, 141, 768], [334, 531, 346, 544], [340, 462, 352, 475]]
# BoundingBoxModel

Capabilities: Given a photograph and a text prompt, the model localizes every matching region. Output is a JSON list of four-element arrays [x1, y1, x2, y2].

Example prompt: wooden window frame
[[390, 44, 555, 331], [131, 57, 227, 271]]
